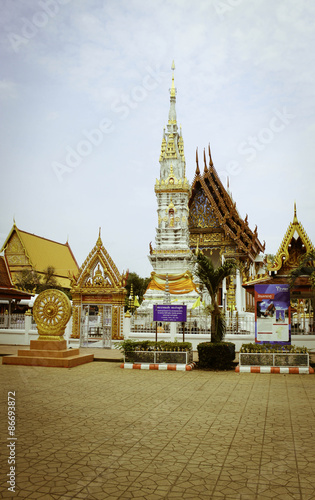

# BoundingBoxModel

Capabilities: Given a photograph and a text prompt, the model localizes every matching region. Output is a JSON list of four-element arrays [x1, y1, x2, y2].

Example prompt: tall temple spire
[[168, 60, 177, 126]]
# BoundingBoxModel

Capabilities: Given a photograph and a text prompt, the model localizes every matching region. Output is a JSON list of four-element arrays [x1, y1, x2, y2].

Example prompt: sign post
[[153, 305, 187, 342]]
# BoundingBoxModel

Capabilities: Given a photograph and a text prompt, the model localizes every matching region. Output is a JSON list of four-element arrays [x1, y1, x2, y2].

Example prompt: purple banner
[[153, 305, 187, 323]]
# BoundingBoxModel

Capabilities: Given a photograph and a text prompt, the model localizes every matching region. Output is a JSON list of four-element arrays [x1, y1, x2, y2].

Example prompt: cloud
[[0, 79, 18, 100]]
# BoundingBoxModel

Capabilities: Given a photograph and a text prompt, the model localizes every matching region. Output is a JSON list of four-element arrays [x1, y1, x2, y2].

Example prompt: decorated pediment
[[269, 204, 314, 273], [189, 189, 220, 229], [71, 231, 127, 293]]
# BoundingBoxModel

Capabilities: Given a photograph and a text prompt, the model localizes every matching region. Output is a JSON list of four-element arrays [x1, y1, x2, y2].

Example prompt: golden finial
[[195, 148, 200, 175], [170, 60, 176, 98], [293, 201, 298, 223], [208, 143, 214, 167], [96, 227, 102, 247], [203, 148, 208, 174]]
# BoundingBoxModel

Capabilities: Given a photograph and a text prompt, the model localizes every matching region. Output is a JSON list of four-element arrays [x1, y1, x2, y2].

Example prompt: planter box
[[239, 352, 309, 368], [125, 350, 193, 364]]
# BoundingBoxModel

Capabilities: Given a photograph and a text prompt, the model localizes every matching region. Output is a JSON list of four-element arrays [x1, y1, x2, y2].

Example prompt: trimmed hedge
[[197, 342, 236, 370], [117, 339, 192, 355]]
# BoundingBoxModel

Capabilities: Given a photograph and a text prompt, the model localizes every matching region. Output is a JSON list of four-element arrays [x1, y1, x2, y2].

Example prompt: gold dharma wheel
[[33, 289, 71, 341]]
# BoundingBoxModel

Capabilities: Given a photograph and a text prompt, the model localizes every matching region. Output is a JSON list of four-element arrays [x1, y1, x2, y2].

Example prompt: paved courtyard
[[0, 356, 315, 499]]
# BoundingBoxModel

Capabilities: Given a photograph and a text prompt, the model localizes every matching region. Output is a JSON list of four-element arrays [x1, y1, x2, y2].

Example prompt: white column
[[24, 311, 32, 345]]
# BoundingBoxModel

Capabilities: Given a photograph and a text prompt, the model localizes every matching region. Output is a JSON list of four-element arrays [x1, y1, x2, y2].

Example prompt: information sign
[[255, 284, 291, 345], [153, 304, 187, 323]]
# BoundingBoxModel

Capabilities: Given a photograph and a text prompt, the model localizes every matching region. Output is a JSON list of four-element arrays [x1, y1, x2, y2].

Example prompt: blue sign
[[153, 305, 187, 323]]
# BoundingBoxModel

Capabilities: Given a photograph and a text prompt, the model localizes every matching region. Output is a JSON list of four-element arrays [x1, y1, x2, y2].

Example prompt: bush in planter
[[240, 343, 309, 354], [197, 342, 236, 370], [116, 339, 192, 355]]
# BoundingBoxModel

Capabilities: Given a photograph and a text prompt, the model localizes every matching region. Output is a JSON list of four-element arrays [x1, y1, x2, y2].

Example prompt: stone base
[[2, 339, 94, 368]]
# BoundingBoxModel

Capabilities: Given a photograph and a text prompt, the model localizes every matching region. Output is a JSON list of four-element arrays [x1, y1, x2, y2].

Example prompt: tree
[[15, 269, 41, 293], [124, 272, 150, 311], [195, 251, 238, 342], [14, 266, 72, 298], [289, 250, 315, 290], [39, 266, 58, 291]]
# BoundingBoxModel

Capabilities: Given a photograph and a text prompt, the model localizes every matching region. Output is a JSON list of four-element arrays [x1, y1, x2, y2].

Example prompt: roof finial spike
[[208, 143, 214, 167], [227, 176, 230, 190], [195, 148, 200, 175], [96, 227, 102, 247], [203, 148, 208, 174], [293, 201, 298, 223]]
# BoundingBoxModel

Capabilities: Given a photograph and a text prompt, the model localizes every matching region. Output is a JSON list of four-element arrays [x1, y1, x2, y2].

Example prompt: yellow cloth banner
[[146, 272, 198, 295], [192, 297, 201, 309]]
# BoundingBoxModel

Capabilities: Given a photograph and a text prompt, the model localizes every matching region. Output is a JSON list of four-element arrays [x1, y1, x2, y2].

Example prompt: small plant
[[240, 343, 309, 354]]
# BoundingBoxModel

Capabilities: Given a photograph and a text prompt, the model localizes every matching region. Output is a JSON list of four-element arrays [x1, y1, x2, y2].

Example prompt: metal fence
[[130, 312, 255, 335], [0, 313, 25, 329]]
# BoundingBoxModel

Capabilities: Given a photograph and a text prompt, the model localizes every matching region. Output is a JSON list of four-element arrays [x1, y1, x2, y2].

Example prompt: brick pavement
[[0, 360, 315, 499]]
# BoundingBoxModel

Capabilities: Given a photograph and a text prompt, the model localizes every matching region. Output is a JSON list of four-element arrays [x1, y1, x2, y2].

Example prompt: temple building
[[188, 147, 265, 311], [0, 256, 32, 319], [141, 62, 199, 311], [1, 223, 78, 290], [243, 204, 314, 331], [70, 231, 127, 345]]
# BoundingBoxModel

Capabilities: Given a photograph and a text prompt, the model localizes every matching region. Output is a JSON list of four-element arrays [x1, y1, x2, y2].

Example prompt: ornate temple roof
[[243, 204, 314, 289], [189, 146, 265, 262], [71, 230, 127, 293], [0, 256, 32, 300], [268, 203, 314, 273], [1, 224, 79, 288]]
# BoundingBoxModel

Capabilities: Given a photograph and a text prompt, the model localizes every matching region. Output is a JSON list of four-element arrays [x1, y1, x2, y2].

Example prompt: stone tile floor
[[0, 358, 315, 499]]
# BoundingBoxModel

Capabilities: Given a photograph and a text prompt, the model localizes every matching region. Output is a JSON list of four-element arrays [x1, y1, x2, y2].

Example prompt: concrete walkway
[[0, 351, 315, 499]]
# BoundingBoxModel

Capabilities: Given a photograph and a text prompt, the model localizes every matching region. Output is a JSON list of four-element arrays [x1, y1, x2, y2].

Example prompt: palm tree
[[195, 251, 238, 342], [290, 250, 315, 290]]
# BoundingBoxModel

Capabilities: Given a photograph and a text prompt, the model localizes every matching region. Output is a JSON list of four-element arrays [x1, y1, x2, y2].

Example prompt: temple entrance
[[80, 304, 112, 348]]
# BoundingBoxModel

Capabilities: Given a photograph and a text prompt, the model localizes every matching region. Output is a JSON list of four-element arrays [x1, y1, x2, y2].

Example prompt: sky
[[1, 0, 315, 278]]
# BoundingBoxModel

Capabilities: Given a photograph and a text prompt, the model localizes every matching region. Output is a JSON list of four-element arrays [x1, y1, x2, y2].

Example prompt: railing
[[130, 312, 255, 335], [291, 312, 314, 335], [0, 313, 25, 329]]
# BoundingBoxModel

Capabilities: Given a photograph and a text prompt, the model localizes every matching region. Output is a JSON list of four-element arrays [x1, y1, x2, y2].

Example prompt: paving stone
[[1, 360, 315, 499]]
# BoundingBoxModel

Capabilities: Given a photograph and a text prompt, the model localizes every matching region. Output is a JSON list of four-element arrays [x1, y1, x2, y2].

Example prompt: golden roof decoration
[[71, 232, 128, 292], [159, 128, 166, 162], [268, 203, 314, 272], [165, 133, 178, 159], [155, 167, 190, 192], [189, 146, 264, 262], [166, 198, 177, 213]]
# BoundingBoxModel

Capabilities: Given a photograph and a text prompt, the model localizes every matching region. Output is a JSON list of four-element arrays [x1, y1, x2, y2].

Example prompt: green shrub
[[240, 343, 309, 354], [197, 342, 236, 370], [117, 339, 192, 355]]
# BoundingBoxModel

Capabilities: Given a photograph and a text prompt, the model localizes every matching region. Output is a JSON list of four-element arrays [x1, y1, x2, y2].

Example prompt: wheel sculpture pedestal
[[2, 289, 94, 368]]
